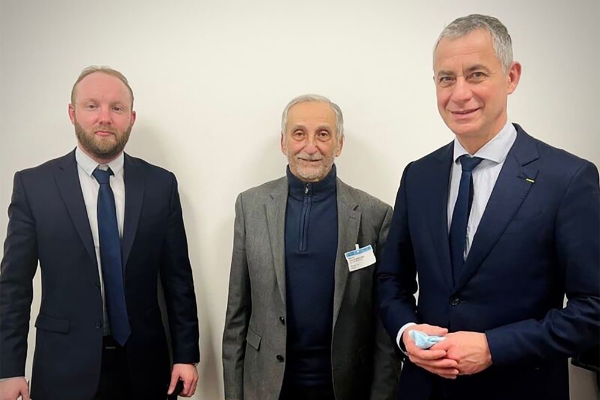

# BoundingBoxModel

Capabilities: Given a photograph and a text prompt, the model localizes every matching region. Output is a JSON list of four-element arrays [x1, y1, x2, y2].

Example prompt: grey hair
[[71, 65, 134, 107], [434, 14, 513, 72], [281, 94, 344, 142]]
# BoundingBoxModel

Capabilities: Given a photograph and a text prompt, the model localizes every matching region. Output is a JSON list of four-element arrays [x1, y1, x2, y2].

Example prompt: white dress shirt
[[75, 147, 126, 335], [396, 121, 517, 350]]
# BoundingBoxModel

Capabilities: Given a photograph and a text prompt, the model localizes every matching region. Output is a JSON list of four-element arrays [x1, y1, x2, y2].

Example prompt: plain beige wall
[[0, 0, 598, 399]]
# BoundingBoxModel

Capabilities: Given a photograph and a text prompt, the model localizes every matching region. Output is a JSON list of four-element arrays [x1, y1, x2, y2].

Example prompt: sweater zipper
[[299, 183, 311, 252]]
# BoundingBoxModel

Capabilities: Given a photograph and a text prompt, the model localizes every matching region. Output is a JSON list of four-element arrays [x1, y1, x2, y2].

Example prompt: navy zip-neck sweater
[[284, 165, 338, 388]]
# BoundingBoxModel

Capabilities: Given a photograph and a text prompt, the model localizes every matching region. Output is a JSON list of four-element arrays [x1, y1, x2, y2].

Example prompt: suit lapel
[[121, 154, 145, 270], [332, 179, 360, 327], [266, 178, 288, 304], [429, 144, 455, 288], [55, 150, 96, 264], [455, 128, 539, 290]]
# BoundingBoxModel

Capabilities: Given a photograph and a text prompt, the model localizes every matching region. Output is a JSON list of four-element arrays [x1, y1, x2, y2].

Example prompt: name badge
[[344, 244, 376, 272]]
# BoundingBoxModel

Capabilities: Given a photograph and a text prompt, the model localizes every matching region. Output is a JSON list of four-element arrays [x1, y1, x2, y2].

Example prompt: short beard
[[75, 121, 132, 161], [287, 141, 338, 182]]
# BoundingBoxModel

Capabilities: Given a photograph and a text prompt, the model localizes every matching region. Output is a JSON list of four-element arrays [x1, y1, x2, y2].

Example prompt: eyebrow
[[435, 64, 492, 77], [290, 124, 333, 131]]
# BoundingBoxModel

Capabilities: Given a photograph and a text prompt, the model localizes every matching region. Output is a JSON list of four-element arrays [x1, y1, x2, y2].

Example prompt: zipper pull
[[305, 184, 309, 194]]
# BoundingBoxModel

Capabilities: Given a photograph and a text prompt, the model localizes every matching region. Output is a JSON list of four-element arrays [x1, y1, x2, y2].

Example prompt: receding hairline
[[432, 14, 514, 73], [281, 94, 345, 141], [71, 66, 134, 107]]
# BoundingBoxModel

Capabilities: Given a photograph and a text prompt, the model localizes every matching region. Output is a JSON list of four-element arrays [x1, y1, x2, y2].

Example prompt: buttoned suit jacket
[[0, 150, 200, 400], [223, 175, 400, 400], [378, 125, 600, 400]]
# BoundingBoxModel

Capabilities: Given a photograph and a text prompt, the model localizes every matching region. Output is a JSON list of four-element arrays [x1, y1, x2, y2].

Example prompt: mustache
[[93, 126, 118, 134], [295, 153, 323, 161]]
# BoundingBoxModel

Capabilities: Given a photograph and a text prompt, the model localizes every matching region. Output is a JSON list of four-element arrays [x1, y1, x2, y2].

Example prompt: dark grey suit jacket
[[223, 175, 399, 400], [0, 151, 200, 400]]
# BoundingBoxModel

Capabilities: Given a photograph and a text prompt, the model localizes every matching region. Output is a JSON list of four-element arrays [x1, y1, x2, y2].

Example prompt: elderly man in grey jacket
[[222, 94, 400, 400]]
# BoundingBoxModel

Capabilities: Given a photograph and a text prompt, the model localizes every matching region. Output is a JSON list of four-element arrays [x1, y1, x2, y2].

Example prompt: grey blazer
[[223, 175, 399, 400]]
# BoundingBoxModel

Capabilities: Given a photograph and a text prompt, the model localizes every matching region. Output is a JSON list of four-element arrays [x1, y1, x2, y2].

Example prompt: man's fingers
[[167, 373, 179, 395], [420, 324, 449, 337], [187, 378, 198, 397], [421, 365, 459, 379], [410, 355, 458, 369], [422, 357, 459, 369], [181, 379, 191, 396], [410, 348, 447, 360]]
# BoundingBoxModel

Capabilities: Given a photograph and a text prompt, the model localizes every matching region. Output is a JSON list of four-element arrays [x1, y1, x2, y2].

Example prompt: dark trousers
[[279, 382, 335, 400], [94, 335, 133, 400]]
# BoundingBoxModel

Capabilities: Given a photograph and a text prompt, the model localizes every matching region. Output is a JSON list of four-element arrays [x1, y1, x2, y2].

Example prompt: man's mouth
[[95, 130, 115, 137], [451, 108, 479, 115], [298, 157, 322, 162]]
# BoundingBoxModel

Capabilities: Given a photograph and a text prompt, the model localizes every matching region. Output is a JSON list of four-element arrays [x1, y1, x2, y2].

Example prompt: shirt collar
[[453, 121, 517, 164], [286, 164, 337, 201], [75, 146, 125, 177]]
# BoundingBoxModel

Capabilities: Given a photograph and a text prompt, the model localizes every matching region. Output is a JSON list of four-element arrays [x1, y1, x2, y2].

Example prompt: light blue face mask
[[409, 330, 446, 349]]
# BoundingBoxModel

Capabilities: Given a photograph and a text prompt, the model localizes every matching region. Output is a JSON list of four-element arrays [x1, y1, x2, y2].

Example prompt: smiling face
[[69, 72, 136, 163], [434, 29, 521, 152], [281, 101, 343, 182]]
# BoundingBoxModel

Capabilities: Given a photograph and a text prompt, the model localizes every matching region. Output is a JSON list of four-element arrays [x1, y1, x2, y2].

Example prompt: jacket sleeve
[[369, 205, 401, 400], [0, 171, 39, 378], [486, 160, 600, 366], [159, 173, 200, 364], [222, 193, 251, 400], [377, 163, 419, 341]]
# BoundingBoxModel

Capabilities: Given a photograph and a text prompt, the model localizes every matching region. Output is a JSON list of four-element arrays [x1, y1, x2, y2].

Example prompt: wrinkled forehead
[[287, 101, 336, 128]]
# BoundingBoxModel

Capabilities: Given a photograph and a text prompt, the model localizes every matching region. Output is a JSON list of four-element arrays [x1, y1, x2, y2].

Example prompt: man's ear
[[335, 134, 344, 157], [507, 61, 522, 95], [280, 132, 287, 155], [68, 103, 76, 124]]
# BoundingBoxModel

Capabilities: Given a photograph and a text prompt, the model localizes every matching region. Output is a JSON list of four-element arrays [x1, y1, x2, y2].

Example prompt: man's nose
[[98, 107, 112, 125], [303, 136, 319, 154], [450, 78, 473, 103]]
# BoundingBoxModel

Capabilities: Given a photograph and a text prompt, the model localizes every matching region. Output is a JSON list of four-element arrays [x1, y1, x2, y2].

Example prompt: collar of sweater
[[286, 164, 337, 202]]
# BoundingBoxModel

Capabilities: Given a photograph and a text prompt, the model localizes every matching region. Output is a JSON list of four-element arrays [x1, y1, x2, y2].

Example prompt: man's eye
[[317, 131, 330, 139], [85, 104, 97, 109], [438, 76, 455, 86], [470, 72, 486, 80], [113, 106, 123, 112]]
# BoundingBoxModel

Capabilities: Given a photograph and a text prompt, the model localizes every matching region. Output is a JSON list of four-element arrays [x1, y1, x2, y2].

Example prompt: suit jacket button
[[276, 355, 284, 362], [450, 297, 460, 306], [95, 321, 102, 329], [279, 316, 285, 325], [95, 282, 101, 289]]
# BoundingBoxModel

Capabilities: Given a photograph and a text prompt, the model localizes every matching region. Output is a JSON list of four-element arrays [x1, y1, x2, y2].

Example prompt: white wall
[[0, 0, 598, 399]]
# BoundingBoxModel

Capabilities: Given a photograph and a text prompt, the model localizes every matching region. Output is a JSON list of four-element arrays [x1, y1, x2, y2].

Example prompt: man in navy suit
[[378, 14, 599, 400], [0, 66, 200, 400]]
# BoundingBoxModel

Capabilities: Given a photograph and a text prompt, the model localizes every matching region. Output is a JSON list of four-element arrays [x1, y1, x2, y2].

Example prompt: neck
[[457, 136, 493, 155], [457, 118, 508, 155]]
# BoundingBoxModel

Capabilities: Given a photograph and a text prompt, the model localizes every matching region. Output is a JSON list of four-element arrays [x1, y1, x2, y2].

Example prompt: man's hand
[[431, 331, 492, 375], [167, 363, 198, 398], [0, 377, 29, 400], [403, 324, 459, 379]]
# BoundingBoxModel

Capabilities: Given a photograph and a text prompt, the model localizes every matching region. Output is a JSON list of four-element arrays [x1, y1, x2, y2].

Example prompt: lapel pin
[[525, 178, 535, 183]]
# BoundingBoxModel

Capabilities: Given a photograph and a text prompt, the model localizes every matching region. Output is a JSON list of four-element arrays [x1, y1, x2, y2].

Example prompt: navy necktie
[[93, 167, 131, 345], [449, 155, 483, 281]]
